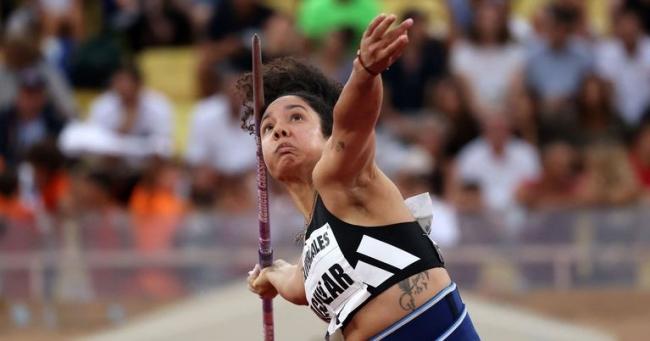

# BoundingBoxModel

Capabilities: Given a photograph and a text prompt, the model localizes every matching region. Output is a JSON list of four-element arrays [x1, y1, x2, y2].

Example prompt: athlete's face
[[260, 95, 327, 182]]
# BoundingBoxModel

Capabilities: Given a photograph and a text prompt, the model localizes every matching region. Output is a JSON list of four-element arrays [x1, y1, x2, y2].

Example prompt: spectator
[[185, 63, 256, 180], [129, 158, 185, 250], [129, 158, 185, 298], [429, 76, 480, 159], [525, 4, 592, 117], [0, 68, 66, 168], [581, 142, 640, 206], [574, 75, 627, 145], [630, 114, 650, 196], [84, 64, 174, 158], [262, 13, 304, 60], [183, 0, 217, 37], [383, 10, 448, 113], [508, 88, 538, 146], [625, 0, 650, 35], [40, 0, 83, 33], [100, 0, 140, 33], [516, 140, 584, 210], [3, 0, 39, 39], [0, 169, 33, 223], [73, 168, 132, 297], [0, 34, 77, 118], [200, 0, 274, 70], [454, 113, 540, 213], [596, 6, 650, 127], [451, 1, 524, 116], [73, 168, 130, 232], [312, 27, 355, 84], [124, 0, 193, 52]]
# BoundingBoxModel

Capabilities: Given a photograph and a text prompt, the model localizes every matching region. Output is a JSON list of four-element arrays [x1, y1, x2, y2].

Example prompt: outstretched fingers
[[381, 18, 413, 48], [358, 13, 413, 74], [364, 13, 387, 38], [370, 14, 397, 41]]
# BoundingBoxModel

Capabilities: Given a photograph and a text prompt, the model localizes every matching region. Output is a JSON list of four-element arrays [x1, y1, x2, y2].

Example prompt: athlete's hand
[[356, 13, 413, 76], [247, 264, 278, 299]]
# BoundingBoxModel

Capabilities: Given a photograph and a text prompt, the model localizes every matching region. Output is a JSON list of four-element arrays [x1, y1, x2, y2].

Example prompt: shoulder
[[140, 90, 173, 123], [451, 41, 475, 62], [191, 95, 228, 123], [596, 39, 618, 54], [504, 43, 525, 60], [142, 89, 172, 109], [568, 38, 594, 60], [510, 138, 536, 153], [458, 138, 488, 160], [525, 39, 553, 60], [89, 92, 118, 114], [91, 92, 117, 106], [594, 40, 619, 63], [508, 139, 540, 163]]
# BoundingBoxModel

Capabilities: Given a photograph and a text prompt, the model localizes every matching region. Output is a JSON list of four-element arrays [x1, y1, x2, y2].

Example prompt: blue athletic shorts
[[369, 282, 480, 340]]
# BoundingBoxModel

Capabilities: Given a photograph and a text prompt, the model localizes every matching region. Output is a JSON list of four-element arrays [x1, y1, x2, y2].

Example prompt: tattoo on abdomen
[[397, 271, 430, 311]]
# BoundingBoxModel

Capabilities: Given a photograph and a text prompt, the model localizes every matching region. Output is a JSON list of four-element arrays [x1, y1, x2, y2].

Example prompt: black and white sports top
[[301, 193, 445, 335]]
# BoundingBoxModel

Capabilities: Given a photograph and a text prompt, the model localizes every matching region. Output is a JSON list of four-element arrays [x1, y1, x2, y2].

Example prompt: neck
[[490, 143, 506, 157], [283, 178, 316, 220], [624, 39, 638, 55]]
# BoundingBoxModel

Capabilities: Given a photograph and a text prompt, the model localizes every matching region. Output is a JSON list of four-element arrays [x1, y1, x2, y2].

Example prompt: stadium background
[[1, 0, 649, 340]]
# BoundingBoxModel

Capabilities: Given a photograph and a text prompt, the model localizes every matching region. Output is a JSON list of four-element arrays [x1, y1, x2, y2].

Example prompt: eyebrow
[[261, 104, 308, 123]]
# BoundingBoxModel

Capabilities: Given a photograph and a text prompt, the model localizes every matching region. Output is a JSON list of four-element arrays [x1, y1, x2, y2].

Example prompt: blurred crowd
[[1, 0, 650, 300]]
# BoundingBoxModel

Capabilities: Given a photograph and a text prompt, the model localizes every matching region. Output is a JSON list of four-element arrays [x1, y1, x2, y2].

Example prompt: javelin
[[252, 34, 274, 341]]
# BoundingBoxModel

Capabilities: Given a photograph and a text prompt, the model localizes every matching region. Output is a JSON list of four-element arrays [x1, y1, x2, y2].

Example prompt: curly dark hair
[[237, 57, 342, 138]]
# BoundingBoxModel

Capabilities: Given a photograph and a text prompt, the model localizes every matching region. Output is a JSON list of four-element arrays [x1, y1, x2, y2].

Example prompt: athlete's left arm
[[315, 14, 412, 183]]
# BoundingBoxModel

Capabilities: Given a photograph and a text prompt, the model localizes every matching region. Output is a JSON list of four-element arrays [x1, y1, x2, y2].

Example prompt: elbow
[[289, 297, 308, 306], [292, 296, 309, 306]]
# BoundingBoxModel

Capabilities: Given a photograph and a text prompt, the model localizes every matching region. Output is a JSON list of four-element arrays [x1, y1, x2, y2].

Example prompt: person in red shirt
[[129, 158, 186, 298], [516, 140, 586, 210]]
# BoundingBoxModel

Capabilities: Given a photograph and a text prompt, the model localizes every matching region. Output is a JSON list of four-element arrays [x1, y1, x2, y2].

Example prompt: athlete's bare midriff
[[342, 267, 452, 341]]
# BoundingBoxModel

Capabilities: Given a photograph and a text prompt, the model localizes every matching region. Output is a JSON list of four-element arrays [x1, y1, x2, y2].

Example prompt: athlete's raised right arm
[[248, 259, 307, 305]]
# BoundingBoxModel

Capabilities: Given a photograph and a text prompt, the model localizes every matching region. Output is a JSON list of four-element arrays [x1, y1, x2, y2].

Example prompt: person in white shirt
[[88, 65, 172, 139], [451, 1, 525, 117], [185, 65, 256, 177], [66, 65, 175, 158], [454, 113, 541, 214], [596, 7, 650, 126]]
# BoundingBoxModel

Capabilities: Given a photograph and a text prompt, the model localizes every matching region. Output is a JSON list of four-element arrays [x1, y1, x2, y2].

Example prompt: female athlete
[[244, 14, 480, 340]]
